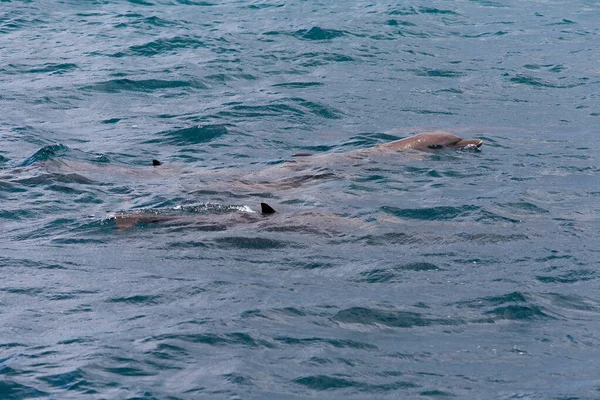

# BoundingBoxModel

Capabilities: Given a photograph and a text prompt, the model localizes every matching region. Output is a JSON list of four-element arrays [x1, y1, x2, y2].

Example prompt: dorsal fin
[[292, 153, 313, 157], [260, 202, 276, 214], [152, 159, 162, 166]]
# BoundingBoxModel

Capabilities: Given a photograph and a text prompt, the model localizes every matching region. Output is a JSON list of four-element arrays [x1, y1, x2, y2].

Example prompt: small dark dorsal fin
[[261, 202, 276, 214], [152, 159, 162, 166]]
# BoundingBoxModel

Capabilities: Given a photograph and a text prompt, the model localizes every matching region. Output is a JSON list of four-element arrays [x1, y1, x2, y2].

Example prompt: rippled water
[[2, 1, 600, 398]]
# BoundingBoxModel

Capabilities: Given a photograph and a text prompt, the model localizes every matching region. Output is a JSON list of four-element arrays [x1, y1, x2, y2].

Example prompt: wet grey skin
[[112, 202, 375, 234], [114, 203, 276, 231], [28, 131, 482, 197], [292, 131, 483, 158], [373, 131, 483, 152]]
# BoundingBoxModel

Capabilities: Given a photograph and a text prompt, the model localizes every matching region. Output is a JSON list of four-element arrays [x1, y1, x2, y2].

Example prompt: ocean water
[[1, 0, 600, 398]]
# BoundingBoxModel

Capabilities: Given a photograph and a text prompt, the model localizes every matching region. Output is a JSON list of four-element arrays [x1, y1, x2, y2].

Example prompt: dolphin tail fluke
[[261, 202, 276, 214]]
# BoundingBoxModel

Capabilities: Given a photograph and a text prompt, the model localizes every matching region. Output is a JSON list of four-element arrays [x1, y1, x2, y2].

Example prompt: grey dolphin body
[[374, 131, 483, 152], [27, 131, 483, 195], [112, 203, 370, 234], [292, 131, 483, 159], [113, 203, 276, 231], [239, 131, 484, 189]]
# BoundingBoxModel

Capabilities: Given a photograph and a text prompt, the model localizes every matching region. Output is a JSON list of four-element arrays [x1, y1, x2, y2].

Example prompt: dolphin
[[25, 131, 483, 194], [292, 131, 483, 158], [373, 131, 483, 152], [150, 131, 484, 192], [112, 202, 376, 235], [265, 130, 483, 181], [113, 202, 277, 231]]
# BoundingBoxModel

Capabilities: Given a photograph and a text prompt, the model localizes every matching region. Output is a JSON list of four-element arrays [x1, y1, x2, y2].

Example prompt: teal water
[[2, 1, 600, 398]]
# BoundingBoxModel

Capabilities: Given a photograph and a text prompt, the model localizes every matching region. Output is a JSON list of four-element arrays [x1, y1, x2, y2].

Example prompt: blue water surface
[[1, 0, 600, 398]]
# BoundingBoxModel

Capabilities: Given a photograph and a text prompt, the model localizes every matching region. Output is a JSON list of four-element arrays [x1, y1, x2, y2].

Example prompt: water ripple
[[81, 78, 206, 93], [148, 124, 228, 145], [294, 375, 419, 392], [295, 27, 347, 41], [381, 205, 478, 221], [113, 36, 206, 57], [333, 307, 463, 328]]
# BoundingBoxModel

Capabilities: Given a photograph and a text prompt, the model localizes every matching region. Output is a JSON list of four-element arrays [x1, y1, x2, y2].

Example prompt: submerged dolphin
[[114, 203, 276, 230], [151, 131, 484, 191], [292, 131, 483, 158], [373, 131, 483, 152], [112, 202, 370, 235], [26, 131, 483, 194]]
